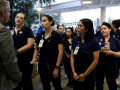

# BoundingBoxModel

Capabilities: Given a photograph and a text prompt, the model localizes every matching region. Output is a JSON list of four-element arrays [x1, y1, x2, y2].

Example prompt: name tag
[[38, 40, 44, 48], [74, 46, 79, 55], [99, 42, 101, 45], [11, 30, 14, 35], [113, 35, 116, 38], [69, 45, 71, 50]]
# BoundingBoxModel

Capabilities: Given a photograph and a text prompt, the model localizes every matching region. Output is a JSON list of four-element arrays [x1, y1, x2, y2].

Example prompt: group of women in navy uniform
[[11, 12, 120, 90]]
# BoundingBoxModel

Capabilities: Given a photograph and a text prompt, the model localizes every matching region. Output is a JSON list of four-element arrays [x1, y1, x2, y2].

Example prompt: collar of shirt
[[0, 21, 2, 25], [112, 29, 120, 35], [100, 36, 113, 42]]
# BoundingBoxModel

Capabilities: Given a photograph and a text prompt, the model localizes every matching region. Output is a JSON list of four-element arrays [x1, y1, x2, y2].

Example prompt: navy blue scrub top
[[95, 30, 102, 37], [97, 36, 120, 72], [12, 26, 34, 57], [111, 29, 120, 40], [72, 37, 101, 68], [35, 31, 63, 63]]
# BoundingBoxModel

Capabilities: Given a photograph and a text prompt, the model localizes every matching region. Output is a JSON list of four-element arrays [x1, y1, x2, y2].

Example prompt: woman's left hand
[[78, 74, 86, 82], [53, 68, 59, 79]]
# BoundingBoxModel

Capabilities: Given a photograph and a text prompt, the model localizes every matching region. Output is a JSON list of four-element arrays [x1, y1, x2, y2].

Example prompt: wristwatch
[[55, 66, 60, 69]]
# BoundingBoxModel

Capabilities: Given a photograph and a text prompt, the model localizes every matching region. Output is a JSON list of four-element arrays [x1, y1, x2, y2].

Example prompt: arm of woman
[[102, 39, 120, 58], [18, 38, 34, 53], [53, 44, 63, 79], [103, 50, 120, 58], [71, 49, 79, 80], [84, 51, 100, 76], [56, 44, 64, 66], [63, 44, 69, 58], [78, 50, 100, 81], [110, 51, 120, 58], [71, 49, 75, 73], [30, 44, 40, 64]]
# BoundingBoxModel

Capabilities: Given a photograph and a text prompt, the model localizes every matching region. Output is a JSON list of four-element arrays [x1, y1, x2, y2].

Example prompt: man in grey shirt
[[0, 0, 22, 90]]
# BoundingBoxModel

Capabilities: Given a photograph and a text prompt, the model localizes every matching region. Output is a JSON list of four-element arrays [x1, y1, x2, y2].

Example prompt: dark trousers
[[64, 57, 73, 83], [73, 67, 95, 90], [96, 71, 117, 90], [116, 60, 120, 79], [38, 62, 62, 90], [13, 58, 33, 90]]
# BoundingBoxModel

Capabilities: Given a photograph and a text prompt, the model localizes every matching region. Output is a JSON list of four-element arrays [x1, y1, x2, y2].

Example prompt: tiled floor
[[32, 68, 120, 90]]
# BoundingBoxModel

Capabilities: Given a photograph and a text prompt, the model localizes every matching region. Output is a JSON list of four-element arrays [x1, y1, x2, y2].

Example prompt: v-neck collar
[[101, 36, 112, 42], [43, 31, 53, 40], [14, 26, 24, 35]]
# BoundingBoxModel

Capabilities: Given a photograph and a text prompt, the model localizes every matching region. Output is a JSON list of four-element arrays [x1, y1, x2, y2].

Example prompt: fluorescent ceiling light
[[36, 8, 43, 12], [83, 1, 91, 5]]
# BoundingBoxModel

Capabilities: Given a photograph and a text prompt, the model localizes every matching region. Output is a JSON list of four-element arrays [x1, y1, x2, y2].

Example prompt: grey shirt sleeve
[[0, 27, 22, 82]]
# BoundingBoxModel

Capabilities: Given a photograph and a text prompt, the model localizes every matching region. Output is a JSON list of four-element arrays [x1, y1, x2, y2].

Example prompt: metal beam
[[79, 0, 83, 5], [109, 0, 114, 5], [91, 0, 93, 5], [100, 0, 104, 5]]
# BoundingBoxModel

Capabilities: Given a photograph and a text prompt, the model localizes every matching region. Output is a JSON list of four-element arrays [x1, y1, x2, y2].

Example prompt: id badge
[[11, 30, 14, 35], [99, 42, 101, 45], [69, 45, 71, 50], [113, 35, 116, 38], [38, 40, 44, 48], [74, 46, 79, 55]]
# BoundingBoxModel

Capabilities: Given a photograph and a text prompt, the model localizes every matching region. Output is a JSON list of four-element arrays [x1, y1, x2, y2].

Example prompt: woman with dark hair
[[63, 27, 75, 87], [71, 18, 100, 90], [96, 22, 120, 90], [96, 26, 101, 32], [30, 15, 63, 90], [111, 19, 120, 84], [12, 13, 35, 90]]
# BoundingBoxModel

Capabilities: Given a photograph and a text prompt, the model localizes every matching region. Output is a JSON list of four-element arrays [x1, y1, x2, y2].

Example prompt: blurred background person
[[95, 26, 102, 37], [63, 27, 75, 87], [111, 19, 120, 86], [52, 26, 56, 31], [96, 26, 101, 32], [57, 25, 65, 39]]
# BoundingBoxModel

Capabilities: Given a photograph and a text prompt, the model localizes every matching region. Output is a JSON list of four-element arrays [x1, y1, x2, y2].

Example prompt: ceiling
[[39, 0, 120, 14]]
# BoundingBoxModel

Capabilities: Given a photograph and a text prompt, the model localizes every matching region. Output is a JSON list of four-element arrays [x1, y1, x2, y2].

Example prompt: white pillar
[[39, 12, 40, 27], [58, 12, 62, 25], [100, 7, 106, 25]]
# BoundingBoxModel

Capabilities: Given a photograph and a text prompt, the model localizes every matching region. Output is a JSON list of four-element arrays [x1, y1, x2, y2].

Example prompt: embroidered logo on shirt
[[48, 40, 50, 42], [11, 30, 14, 35], [19, 31, 23, 34]]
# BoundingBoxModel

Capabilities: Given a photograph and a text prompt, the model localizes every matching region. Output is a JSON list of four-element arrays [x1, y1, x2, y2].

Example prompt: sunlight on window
[[106, 6, 120, 23]]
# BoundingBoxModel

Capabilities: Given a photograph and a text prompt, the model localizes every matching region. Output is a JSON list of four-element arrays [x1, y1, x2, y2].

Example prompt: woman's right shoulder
[[37, 31, 45, 36], [96, 36, 103, 40], [72, 37, 79, 42]]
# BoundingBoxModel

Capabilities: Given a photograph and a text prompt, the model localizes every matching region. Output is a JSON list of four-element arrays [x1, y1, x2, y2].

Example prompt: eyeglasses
[[59, 28, 64, 30], [78, 24, 84, 28]]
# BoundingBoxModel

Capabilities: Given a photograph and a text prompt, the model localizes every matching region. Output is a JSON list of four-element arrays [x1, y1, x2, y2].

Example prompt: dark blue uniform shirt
[[35, 32, 63, 63], [95, 30, 102, 37], [72, 37, 101, 68], [12, 26, 34, 59], [97, 36, 120, 72], [111, 29, 120, 40]]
